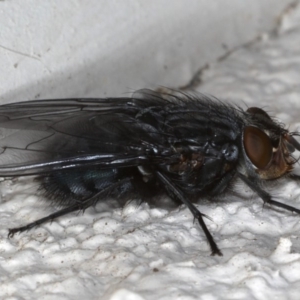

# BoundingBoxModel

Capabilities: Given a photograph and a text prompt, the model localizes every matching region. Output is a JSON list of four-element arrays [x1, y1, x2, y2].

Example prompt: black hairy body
[[1, 89, 300, 256]]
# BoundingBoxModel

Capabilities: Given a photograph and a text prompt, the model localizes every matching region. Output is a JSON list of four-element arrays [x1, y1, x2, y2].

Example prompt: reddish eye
[[243, 126, 273, 169]]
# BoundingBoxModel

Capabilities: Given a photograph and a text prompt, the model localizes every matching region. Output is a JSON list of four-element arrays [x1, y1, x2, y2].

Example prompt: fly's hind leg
[[8, 204, 81, 237], [8, 178, 130, 238]]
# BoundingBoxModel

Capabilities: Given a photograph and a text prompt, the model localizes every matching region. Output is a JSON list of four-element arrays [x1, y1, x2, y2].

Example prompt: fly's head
[[242, 107, 300, 180]]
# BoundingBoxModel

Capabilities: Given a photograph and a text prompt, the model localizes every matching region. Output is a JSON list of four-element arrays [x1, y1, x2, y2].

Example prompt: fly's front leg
[[156, 171, 222, 256], [238, 173, 300, 214], [210, 170, 236, 196], [288, 174, 300, 181]]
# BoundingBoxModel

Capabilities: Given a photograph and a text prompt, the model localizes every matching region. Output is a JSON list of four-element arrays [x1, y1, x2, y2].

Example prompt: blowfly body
[[1, 89, 300, 256]]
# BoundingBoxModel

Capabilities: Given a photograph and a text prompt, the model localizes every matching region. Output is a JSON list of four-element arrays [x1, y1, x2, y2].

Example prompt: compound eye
[[243, 126, 273, 169]]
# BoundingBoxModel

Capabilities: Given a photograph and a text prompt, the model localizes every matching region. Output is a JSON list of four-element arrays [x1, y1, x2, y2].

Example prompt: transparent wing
[[0, 97, 162, 176]]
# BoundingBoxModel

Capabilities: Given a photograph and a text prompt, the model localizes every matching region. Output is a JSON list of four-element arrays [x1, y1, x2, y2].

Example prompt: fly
[[1, 89, 300, 256]]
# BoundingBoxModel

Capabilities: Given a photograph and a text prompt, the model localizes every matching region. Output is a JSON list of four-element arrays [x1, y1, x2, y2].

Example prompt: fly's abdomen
[[40, 168, 121, 206]]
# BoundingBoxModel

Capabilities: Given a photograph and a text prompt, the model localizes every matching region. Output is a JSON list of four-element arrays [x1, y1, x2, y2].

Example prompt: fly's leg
[[288, 174, 300, 181], [209, 170, 236, 196], [8, 204, 81, 237], [8, 178, 130, 238], [156, 171, 222, 256], [238, 173, 300, 214]]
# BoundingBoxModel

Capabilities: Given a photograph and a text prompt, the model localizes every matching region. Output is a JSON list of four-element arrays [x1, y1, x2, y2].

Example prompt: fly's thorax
[[137, 165, 153, 182], [163, 140, 240, 183], [166, 152, 204, 175]]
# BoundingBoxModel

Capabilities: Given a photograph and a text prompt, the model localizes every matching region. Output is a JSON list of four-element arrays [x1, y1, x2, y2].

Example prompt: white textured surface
[[1, 2, 300, 300], [0, 0, 292, 102]]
